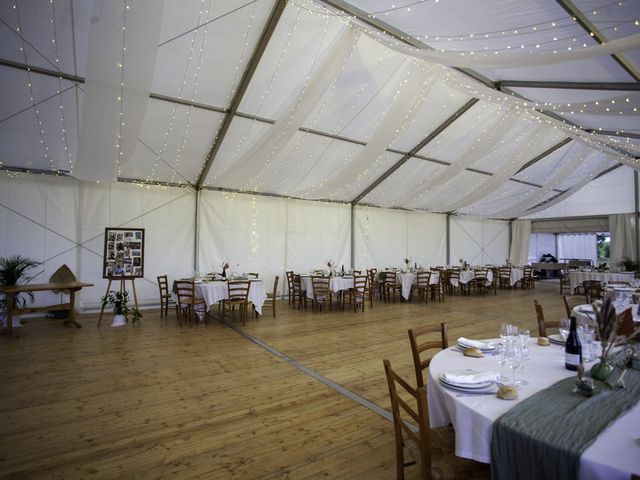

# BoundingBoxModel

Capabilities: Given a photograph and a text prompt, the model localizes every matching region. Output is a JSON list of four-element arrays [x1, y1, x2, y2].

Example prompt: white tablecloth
[[427, 341, 640, 478], [396, 272, 440, 300], [508, 267, 524, 286], [451, 269, 494, 287], [569, 271, 635, 294], [300, 276, 354, 299], [194, 280, 267, 315]]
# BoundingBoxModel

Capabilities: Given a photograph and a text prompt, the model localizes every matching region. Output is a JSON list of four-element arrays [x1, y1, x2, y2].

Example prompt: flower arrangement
[[459, 258, 469, 270], [326, 259, 335, 269], [592, 296, 639, 379], [595, 262, 609, 272]]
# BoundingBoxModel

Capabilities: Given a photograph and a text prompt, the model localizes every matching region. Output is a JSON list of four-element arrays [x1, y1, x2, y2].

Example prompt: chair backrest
[[227, 280, 251, 301], [408, 323, 448, 388], [352, 270, 362, 275], [248, 272, 259, 279], [175, 280, 196, 306], [271, 275, 280, 297], [474, 268, 488, 281], [448, 269, 460, 282], [383, 359, 431, 478], [292, 274, 303, 297], [534, 299, 559, 337], [286, 270, 294, 293], [416, 271, 431, 288], [523, 266, 533, 278], [563, 294, 585, 318], [498, 266, 511, 279], [383, 271, 397, 286], [353, 274, 367, 295], [157, 274, 169, 296], [311, 276, 330, 297], [582, 280, 602, 302]]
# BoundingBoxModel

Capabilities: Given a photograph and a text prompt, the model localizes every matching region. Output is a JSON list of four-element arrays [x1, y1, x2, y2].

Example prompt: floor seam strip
[[220, 318, 392, 422]]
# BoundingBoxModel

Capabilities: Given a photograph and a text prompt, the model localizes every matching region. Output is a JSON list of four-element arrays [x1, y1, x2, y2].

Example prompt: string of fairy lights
[[114, 2, 128, 177]]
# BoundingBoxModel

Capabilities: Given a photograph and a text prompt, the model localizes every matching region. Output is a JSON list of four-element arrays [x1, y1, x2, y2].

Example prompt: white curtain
[[557, 234, 598, 265], [450, 217, 509, 266], [509, 219, 531, 265], [609, 213, 637, 266], [527, 233, 556, 264]]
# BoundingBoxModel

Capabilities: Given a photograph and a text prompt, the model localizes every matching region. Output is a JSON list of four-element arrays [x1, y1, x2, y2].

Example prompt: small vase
[[590, 357, 614, 381], [111, 314, 127, 328]]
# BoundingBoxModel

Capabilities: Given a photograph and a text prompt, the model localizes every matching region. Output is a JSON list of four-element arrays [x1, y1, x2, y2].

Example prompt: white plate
[[439, 378, 496, 393], [548, 333, 564, 345], [457, 339, 496, 351], [439, 370, 496, 389], [578, 306, 594, 313]]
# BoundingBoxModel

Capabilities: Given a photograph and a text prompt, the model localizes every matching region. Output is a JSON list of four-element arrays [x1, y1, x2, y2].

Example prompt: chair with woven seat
[[471, 269, 489, 296], [582, 280, 602, 304], [413, 271, 431, 304], [222, 280, 251, 325], [446, 269, 462, 296], [489, 267, 498, 295], [311, 275, 332, 312], [534, 299, 559, 337], [383, 359, 491, 480], [342, 274, 368, 312], [429, 269, 445, 303], [520, 265, 534, 290], [174, 280, 206, 327], [383, 271, 402, 303], [292, 274, 307, 310], [498, 266, 512, 290], [408, 323, 448, 388], [563, 294, 585, 319], [559, 268, 571, 294], [157, 274, 174, 317], [286, 271, 294, 305], [260, 275, 279, 317]]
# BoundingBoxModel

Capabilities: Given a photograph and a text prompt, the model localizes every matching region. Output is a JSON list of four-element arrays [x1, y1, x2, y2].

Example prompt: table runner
[[490, 362, 640, 480]]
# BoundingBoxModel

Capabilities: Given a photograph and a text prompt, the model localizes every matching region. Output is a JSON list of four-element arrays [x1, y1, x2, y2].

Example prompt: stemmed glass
[[504, 339, 524, 388], [578, 324, 595, 362], [516, 329, 530, 385], [559, 318, 571, 343], [500, 323, 518, 342]]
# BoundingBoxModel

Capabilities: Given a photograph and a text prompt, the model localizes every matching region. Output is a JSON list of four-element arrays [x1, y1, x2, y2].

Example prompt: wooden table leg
[[97, 278, 113, 326], [130, 278, 139, 310], [1, 292, 20, 338], [62, 290, 82, 328]]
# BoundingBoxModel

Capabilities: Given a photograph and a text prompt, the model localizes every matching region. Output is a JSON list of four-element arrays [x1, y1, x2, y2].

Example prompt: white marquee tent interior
[[1, 0, 639, 310]]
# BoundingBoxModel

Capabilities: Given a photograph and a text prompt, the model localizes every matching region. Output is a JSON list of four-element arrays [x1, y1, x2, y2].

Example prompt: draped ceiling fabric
[[0, 0, 639, 219]]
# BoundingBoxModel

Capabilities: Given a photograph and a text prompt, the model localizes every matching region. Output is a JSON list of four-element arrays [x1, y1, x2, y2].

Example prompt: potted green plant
[[100, 289, 142, 327], [0, 255, 41, 327]]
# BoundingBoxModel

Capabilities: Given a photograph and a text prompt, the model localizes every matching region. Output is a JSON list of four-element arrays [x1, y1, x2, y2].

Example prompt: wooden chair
[[157, 274, 174, 317], [563, 294, 585, 319], [489, 267, 498, 295], [174, 280, 206, 327], [429, 270, 445, 303], [261, 275, 279, 317], [342, 275, 368, 312], [559, 268, 571, 294], [292, 274, 307, 310], [414, 271, 431, 303], [383, 359, 491, 480], [311, 275, 332, 312], [582, 280, 602, 303], [471, 269, 488, 296], [368, 268, 382, 300], [286, 271, 294, 305], [222, 280, 251, 325], [498, 266, 511, 290], [248, 272, 259, 279], [408, 323, 448, 388], [534, 299, 559, 337], [446, 269, 462, 296], [383, 271, 402, 303], [521, 265, 534, 290]]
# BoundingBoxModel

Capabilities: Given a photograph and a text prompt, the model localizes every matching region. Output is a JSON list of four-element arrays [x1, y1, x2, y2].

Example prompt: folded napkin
[[442, 370, 499, 384], [458, 337, 489, 349]]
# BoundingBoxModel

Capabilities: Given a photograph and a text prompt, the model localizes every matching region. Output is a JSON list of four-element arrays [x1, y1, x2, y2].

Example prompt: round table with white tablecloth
[[427, 340, 640, 478], [194, 280, 267, 315], [300, 276, 354, 299], [396, 271, 441, 300], [569, 271, 635, 294]]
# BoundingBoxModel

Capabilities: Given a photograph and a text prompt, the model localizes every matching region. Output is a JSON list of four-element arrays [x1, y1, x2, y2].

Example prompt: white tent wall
[[354, 206, 447, 269], [0, 174, 195, 311], [450, 217, 509, 266]]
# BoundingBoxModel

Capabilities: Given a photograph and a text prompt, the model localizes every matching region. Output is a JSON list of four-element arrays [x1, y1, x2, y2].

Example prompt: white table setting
[[427, 330, 640, 479]]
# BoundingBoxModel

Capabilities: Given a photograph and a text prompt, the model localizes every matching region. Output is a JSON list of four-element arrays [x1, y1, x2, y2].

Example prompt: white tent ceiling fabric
[[0, 0, 639, 220]]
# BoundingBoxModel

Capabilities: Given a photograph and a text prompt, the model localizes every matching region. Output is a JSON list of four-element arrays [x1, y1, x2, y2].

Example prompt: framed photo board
[[103, 227, 145, 278]]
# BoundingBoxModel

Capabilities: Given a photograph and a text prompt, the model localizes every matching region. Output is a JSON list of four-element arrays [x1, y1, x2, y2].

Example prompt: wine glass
[[500, 323, 518, 342], [578, 324, 595, 362], [494, 342, 510, 383], [504, 340, 523, 388], [517, 329, 530, 385], [559, 318, 571, 343]]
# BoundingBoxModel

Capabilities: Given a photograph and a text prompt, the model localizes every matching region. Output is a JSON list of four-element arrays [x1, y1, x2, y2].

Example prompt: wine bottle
[[341, 264, 345, 276], [565, 316, 582, 371]]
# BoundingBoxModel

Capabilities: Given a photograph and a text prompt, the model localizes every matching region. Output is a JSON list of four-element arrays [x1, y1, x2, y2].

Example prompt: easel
[[98, 275, 139, 326]]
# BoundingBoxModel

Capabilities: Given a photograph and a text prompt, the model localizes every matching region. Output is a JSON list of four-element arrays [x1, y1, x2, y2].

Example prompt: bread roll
[[463, 347, 484, 358], [497, 385, 518, 400], [537, 337, 550, 346]]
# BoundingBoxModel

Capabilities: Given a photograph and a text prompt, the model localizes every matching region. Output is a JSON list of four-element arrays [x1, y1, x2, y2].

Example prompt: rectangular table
[[0, 282, 94, 338]]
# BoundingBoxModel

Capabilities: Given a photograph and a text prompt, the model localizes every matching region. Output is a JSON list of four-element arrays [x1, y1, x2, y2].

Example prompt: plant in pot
[[0, 255, 41, 327], [101, 290, 142, 327]]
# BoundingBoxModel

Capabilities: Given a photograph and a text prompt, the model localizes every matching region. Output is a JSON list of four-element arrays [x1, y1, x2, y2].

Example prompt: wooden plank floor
[[0, 280, 567, 479]]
